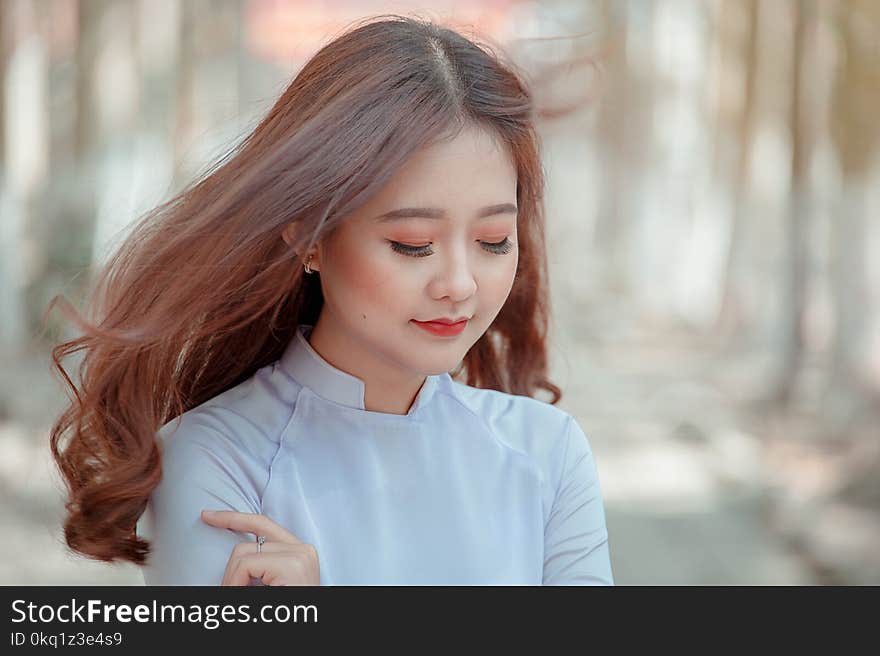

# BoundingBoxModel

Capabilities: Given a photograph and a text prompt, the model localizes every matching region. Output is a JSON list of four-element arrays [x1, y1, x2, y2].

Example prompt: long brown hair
[[46, 15, 561, 566]]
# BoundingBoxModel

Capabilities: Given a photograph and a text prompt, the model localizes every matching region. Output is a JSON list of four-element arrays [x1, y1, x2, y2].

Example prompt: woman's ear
[[307, 245, 322, 273], [281, 223, 297, 248], [283, 223, 322, 272]]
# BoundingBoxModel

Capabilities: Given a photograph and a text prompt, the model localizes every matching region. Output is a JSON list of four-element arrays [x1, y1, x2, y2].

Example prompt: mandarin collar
[[278, 324, 440, 416]]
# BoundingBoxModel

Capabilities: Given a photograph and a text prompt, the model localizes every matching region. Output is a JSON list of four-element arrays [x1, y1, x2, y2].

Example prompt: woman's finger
[[222, 541, 299, 586], [229, 538, 295, 559], [200, 510, 303, 544], [222, 547, 319, 586]]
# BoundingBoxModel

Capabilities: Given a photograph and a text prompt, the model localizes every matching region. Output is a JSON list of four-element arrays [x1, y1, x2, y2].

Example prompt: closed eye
[[388, 241, 433, 257], [481, 237, 513, 255], [387, 238, 514, 257]]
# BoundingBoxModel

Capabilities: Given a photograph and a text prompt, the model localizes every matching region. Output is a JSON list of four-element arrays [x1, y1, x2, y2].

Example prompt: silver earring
[[303, 254, 314, 274]]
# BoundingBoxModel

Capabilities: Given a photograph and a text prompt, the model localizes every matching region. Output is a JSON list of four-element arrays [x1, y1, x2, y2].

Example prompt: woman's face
[[309, 124, 519, 379]]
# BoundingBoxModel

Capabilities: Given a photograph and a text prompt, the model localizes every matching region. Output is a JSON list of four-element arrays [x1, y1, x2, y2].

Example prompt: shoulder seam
[[435, 385, 532, 463], [259, 385, 307, 512], [548, 415, 576, 531]]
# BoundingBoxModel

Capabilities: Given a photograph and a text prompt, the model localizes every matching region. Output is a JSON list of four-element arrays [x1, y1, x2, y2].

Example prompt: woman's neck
[[306, 317, 426, 415]]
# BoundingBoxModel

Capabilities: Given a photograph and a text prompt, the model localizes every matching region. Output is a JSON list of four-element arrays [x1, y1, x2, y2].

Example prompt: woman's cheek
[[323, 238, 381, 294], [351, 244, 411, 294], [487, 252, 518, 298]]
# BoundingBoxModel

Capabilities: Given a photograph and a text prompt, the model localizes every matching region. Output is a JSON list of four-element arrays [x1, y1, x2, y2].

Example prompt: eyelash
[[388, 238, 513, 258]]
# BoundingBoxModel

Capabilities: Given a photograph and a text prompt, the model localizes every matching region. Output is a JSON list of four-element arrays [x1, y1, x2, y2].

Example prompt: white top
[[137, 324, 614, 585]]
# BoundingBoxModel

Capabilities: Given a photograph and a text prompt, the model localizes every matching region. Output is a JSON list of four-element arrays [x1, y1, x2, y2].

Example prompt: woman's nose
[[428, 245, 477, 302]]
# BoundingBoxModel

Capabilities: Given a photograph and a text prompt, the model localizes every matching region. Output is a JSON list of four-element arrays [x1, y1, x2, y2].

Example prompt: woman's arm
[[542, 415, 614, 585], [137, 416, 264, 585]]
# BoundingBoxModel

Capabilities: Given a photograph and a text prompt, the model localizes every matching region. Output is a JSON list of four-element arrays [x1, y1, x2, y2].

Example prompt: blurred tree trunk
[[72, 0, 108, 271], [593, 0, 630, 293], [86, 0, 141, 267], [715, 0, 759, 344], [0, 0, 13, 348], [172, 0, 242, 186], [74, 0, 105, 161], [173, 0, 195, 183], [138, 0, 181, 147], [0, 0, 6, 174], [827, 0, 880, 426], [0, 1, 48, 347], [772, 0, 813, 405], [594, 1, 657, 299]]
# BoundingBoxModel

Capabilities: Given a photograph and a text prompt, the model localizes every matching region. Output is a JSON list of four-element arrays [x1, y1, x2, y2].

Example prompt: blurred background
[[1, 0, 878, 585]]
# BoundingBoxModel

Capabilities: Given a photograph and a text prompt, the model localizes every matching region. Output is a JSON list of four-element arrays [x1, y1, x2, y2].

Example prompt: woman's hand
[[200, 510, 320, 586]]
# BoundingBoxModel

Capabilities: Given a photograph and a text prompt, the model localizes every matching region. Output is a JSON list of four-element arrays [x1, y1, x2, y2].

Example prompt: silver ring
[[257, 535, 266, 554]]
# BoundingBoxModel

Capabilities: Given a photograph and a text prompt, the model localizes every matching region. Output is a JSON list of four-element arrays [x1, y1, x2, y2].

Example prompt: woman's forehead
[[366, 128, 516, 211]]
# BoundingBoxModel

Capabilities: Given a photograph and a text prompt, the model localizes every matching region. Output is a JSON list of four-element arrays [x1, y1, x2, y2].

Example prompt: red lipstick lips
[[411, 317, 469, 337]]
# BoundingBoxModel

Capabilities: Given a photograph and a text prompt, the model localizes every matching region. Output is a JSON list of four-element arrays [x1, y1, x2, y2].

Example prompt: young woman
[[48, 15, 613, 585]]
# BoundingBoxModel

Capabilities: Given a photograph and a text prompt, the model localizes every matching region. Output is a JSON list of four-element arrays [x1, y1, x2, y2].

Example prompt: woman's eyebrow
[[374, 203, 518, 222]]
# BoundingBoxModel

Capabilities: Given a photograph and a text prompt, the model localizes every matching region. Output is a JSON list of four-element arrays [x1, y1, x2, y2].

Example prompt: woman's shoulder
[[443, 377, 572, 424], [156, 362, 300, 467], [441, 377, 580, 462]]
